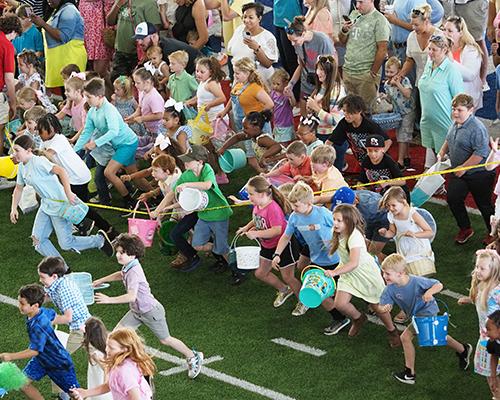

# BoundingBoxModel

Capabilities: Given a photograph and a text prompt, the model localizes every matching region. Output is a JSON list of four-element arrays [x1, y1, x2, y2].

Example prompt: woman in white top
[[397, 4, 441, 86], [227, 2, 279, 85], [443, 16, 483, 110]]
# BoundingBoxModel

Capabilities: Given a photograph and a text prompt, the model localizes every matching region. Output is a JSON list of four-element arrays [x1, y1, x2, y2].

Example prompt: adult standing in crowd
[[443, 16, 483, 110], [227, 2, 278, 85], [304, 0, 335, 43], [438, 93, 494, 245], [328, 0, 351, 70], [172, 0, 208, 50], [79, 0, 114, 79], [285, 16, 334, 115], [418, 33, 463, 168], [133, 22, 202, 75], [339, 0, 390, 113], [107, 0, 161, 82], [30, 0, 86, 89], [0, 16, 21, 155]]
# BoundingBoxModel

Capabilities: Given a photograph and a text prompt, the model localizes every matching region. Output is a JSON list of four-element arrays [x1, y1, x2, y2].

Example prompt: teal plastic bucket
[[219, 149, 247, 173], [299, 266, 336, 308], [67, 272, 94, 305]]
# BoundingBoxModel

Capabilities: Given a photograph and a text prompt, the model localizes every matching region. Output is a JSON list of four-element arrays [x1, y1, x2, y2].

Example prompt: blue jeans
[[31, 208, 103, 260], [333, 141, 349, 171]]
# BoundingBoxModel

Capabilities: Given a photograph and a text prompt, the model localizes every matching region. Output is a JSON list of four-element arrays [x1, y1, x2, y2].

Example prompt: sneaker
[[291, 302, 309, 316], [387, 328, 402, 347], [179, 255, 201, 272], [348, 313, 367, 337], [398, 162, 406, 172], [342, 162, 349, 172], [0, 177, 15, 190], [323, 318, 351, 335], [491, 119, 500, 126], [77, 219, 95, 236], [393, 367, 416, 385], [483, 235, 495, 246], [187, 350, 204, 379], [57, 393, 71, 400], [454, 228, 474, 244], [457, 343, 473, 370], [98, 229, 115, 257], [273, 287, 293, 308], [230, 271, 246, 286], [483, 82, 491, 92]]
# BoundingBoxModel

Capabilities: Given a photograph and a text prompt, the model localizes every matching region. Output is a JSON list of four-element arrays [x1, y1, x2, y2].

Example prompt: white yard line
[[159, 355, 224, 377], [0, 293, 297, 400], [441, 289, 466, 300], [367, 314, 406, 331], [271, 337, 326, 357]]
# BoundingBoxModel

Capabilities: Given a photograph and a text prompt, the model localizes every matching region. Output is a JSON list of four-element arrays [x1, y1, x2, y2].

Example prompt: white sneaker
[[491, 119, 500, 126], [273, 287, 293, 308], [483, 82, 491, 92], [291, 302, 309, 316], [0, 177, 15, 190], [187, 350, 204, 379]]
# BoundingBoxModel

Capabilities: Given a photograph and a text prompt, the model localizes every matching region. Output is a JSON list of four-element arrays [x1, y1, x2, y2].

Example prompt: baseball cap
[[331, 186, 355, 209], [133, 22, 157, 40], [178, 145, 209, 163], [365, 134, 385, 148]]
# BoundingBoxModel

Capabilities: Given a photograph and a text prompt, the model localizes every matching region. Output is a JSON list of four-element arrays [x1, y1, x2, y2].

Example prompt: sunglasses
[[430, 34, 446, 42], [285, 25, 303, 36], [411, 8, 425, 16], [317, 55, 333, 63]]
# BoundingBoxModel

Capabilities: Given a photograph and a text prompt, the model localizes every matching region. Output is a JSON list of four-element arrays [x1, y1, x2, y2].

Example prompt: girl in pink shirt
[[126, 68, 165, 158], [73, 328, 155, 400], [236, 176, 304, 315], [56, 75, 87, 143]]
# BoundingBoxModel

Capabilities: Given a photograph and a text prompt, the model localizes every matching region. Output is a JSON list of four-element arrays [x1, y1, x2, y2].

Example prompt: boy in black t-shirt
[[326, 95, 392, 165], [486, 310, 500, 398], [359, 134, 410, 199]]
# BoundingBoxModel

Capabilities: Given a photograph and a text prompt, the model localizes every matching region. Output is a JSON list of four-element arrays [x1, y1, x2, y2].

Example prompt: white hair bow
[[70, 72, 86, 80], [164, 98, 184, 112], [144, 62, 156, 75], [154, 134, 171, 150]]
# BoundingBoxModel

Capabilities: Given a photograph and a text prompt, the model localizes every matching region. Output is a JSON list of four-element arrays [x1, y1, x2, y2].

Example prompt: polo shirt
[[167, 70, 198, 102], [121, 259, 159, 314], [13, 24, 43, 55]]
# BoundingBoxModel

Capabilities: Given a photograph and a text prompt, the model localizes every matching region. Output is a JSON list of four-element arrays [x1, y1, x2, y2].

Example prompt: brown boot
[[387, 328, 402, 347], [170, 253, 188, 269], [348, 313, 367, 337]]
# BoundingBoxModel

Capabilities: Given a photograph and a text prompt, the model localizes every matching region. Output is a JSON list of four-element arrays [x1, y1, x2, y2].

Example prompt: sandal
[[171, 253, 188, 267], [393, 310, 408, 324]]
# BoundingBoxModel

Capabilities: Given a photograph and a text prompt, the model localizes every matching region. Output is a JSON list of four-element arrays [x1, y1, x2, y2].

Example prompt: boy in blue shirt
[[379, 254, 472, 385], [13, 5, 43, 58], [272, 182, 349, 334], [0, 284, 79, 399]]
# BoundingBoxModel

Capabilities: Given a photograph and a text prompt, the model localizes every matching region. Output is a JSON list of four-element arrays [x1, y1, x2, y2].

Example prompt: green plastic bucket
[[158, 221, 186, 256], [299, 266, 336, 308], [219, 148, 247, 173]]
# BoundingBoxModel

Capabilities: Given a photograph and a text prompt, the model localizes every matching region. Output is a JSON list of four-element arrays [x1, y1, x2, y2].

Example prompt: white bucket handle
[[231, 232, 261, 250]]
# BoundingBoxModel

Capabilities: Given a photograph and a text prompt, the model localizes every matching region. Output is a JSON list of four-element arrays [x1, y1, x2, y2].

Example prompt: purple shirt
[[138, 87, 164, 133], [121, 259, 159, 314], [271, 90, 293, 128]]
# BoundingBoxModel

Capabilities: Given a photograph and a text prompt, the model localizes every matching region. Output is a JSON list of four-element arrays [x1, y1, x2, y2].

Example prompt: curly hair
[[0, 15, 22, 35]]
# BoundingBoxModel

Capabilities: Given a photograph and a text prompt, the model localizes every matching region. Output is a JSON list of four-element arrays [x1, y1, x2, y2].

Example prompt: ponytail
[[246, 176, 291, 215]]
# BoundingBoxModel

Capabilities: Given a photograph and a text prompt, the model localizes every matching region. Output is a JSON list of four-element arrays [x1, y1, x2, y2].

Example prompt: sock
[[329, 308, 345, 321]]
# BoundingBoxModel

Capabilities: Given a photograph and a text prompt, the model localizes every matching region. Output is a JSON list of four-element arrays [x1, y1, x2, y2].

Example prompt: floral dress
[[79, 0, 114, 61], [474, 284, 500, 376], [114, 96, 146, 137]]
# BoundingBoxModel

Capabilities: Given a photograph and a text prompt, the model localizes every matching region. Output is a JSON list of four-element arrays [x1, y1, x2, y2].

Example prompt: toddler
[[144, 45, 170, 93], [270, 68, 295, 146], [296, 114, 323, 155]]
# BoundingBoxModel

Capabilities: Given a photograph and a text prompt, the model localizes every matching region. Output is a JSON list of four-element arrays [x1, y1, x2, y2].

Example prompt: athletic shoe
[[323, 318, 351, 335], [393, 367, 415, 385], [491, 119, 500, 126], [457, 343, 473, 370], [348, 313, 367, 337], [291, 302, 309, 316], [187, 350, 204, 379], [179, 255, 201, 272], [454, 228, 474, 244], [77, 219, 95, 236], [98, 229, 115, 257], [273, 286, 293, 308], [57, 393, 71, 400]]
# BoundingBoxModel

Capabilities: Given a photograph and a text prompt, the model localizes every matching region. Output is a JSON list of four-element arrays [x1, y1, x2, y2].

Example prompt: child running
[[379, 253, 473, 384], [92, 233, 204, 378], [458, 249, 500, 395], [72, 328, 155, 399], [237, 176, 303, 314], [327, 204, 401, 346]]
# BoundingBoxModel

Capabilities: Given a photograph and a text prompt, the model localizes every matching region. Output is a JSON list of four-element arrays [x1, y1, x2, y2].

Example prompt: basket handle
[[131, 201, 154, 221], [230, 232, 261, 250], [300, 265, 325, 281]]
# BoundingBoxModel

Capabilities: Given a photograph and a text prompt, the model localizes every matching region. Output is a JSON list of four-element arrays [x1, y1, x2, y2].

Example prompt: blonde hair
[[381, 253, 407, 273], [330, 204, 365, 254], [247, 176, 291, 214], [113, 76, 134, 99], [105, 328, 156, 377], [271, 68, 290, 84], [470, 250, 500, 310], [233, 57, 266, 89], [168, 50, 189, 67], [385, 56, 401, 70], [286, 141, 307, 157], [146, 45, 162, 58], [288, 181, 314, 205], [379, 186, 408, 210], [445, 16, 482, 55], [24, 105, 47, 122], [17, 86, 39, 105], [411, 4, 432, 21], [65, 76, 85, 92], [311, 145, 336, 166], [278, 182, 295, 198]]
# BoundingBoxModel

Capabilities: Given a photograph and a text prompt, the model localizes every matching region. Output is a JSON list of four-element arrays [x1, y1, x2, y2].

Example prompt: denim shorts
[[112, 141, 138, 167], [192, 219, 230, 255]]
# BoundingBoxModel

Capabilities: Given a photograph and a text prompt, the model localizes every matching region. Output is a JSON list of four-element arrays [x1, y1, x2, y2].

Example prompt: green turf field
[[0, 169, 493, 399]]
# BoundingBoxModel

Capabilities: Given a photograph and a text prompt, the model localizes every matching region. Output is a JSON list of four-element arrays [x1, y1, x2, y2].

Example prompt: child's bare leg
[[125, 165, 152, 192], [333, 291, 361, 319], [160, 336, 195, 359], [295, 254, 310, 274], [401, 327, 416, 373], [446, 335, 466, 353], [397, 142, 409, 165], [255, 258, 287, 291], [22, 382, 44, 400], [374, 305, 396, 331], [247, 157, 263, 173], [279, 264, 301, 297], [367, 240, 386, 262], [104, 160, 129, 196]]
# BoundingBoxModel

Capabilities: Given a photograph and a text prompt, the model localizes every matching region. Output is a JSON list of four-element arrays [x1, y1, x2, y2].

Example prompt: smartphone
[[25, 7, 32, 16], [342, 15, 351, 22], [244, 31, 251, 38]]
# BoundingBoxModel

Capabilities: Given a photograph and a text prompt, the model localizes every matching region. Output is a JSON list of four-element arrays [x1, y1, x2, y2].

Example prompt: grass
[[0, 167, 493, 399]]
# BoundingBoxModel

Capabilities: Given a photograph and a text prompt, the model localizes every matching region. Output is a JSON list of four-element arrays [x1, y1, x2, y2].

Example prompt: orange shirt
[[278, 156, 318, 191], [232, 82, 265, 114]]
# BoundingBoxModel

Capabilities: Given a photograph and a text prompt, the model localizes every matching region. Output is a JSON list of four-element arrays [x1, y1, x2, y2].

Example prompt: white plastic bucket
[[231, 234, 260, 270], [178, 188, 209, 212]]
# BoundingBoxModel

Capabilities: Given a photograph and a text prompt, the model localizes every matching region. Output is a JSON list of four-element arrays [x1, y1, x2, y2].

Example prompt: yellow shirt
[[314, 166, 348, 208]]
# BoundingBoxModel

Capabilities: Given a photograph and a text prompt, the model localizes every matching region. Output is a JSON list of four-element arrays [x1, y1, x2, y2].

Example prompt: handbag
[[188, 106, 213, 145], [58, 197, 89, 225], [19, 185, 38, 214], [101, 0, 116, 49]]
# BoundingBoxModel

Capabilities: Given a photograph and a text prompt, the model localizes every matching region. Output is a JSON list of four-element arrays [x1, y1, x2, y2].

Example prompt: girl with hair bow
[[162, 98, 193, 154]]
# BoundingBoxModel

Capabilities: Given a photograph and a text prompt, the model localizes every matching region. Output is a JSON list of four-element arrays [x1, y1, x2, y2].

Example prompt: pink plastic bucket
[[128, 201, 158, 247]]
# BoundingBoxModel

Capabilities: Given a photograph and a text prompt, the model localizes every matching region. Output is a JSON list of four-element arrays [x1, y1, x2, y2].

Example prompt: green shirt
[[167, 70, 199, 102], [344, 9, 390, 75], [115, 0, 161, 54], [174, 164, 233, 222]]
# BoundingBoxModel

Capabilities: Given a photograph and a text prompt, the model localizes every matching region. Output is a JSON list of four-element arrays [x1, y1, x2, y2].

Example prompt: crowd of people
[[1, 0, 500, 398]]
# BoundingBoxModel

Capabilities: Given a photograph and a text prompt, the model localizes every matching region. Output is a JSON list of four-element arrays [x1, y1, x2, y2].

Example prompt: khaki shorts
[[117, 303, 170, 340], [0, 93, 9, 125], [343, 71, 381, 112], [454, 0, 488, 41]]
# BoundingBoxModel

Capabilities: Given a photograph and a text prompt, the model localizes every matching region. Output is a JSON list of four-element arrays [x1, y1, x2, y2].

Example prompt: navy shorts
[[24, 358, 79, 392]]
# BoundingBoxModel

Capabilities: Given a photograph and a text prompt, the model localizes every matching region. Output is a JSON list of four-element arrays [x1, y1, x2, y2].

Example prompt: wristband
[[273, 253, 281, 258]]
